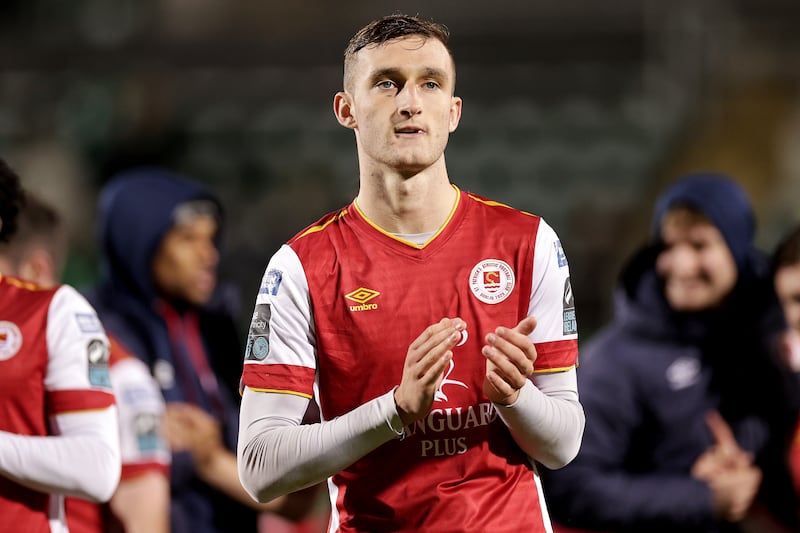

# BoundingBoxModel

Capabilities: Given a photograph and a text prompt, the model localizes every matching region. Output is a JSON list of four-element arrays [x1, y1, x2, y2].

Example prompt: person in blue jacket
[[541, 173, 800, 533], [86, 168, 319, 533]]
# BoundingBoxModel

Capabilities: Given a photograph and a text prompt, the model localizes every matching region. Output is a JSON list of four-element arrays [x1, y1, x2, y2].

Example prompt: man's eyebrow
[[369, 67, 402, 82], [368, 67, 449, 83], [420, 67, 448, 80]]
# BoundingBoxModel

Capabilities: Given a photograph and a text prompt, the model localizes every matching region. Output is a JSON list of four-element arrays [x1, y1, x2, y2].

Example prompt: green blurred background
[[2, 0, 799, 339]]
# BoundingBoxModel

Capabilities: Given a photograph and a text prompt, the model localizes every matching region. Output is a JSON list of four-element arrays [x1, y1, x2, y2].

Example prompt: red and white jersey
[[0, 275, 115, 533], [66, 335, 169, 533], [242, 188, 578, 532]]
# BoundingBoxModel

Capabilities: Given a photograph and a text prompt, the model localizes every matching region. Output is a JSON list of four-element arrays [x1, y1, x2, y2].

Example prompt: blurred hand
[[691, 410, 761, 523], [706, 463, 762, 523], [482, 316, 538, 405], [394, 317, 465, 426], [165, 402, 224, 469], [692, 411, 753, 479]]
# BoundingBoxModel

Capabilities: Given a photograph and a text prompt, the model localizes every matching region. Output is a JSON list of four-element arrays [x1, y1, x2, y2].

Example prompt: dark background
[[2, 0, 800, 339]]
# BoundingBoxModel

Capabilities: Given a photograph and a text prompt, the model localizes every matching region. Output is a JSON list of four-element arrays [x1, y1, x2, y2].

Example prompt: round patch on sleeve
[[87, 338, 112, 387]]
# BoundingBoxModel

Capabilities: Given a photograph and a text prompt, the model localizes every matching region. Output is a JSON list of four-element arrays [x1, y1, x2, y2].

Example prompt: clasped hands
[[691, 410, 762, 523], [394, 315, 538, 427]]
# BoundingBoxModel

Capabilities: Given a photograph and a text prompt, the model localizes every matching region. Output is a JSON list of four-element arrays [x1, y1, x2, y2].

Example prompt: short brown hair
[[0, 158, 25, 243], [660, 203, 712, 231], [0, 193, 67, 275], [343, 14, 453, 91]]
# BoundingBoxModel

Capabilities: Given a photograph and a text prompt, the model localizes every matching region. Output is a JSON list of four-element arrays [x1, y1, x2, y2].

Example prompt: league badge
[[74, 312, 104, 333], [245, 303, 271, 360], [562, 277, 577, 335], [259, 269, 284, 297], [554, 240, 568, 268], [87, 338, 112, 387], [133, 412, 162, 452]]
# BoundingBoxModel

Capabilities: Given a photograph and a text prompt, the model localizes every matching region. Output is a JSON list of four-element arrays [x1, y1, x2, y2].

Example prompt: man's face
[[336, 36, 462, 175], [151, 214, 219, 307], [775, 263, 800, 335], [656, 216, 738, 312]]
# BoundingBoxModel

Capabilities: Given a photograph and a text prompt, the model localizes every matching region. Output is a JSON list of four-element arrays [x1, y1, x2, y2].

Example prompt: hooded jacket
[[541, 174, 799, 532], [86, 168, 255, 533]]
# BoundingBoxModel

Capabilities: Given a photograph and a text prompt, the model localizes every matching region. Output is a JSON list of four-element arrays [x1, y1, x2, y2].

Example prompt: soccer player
[[237, 14, 585, 532], [0, 191, 172, 533], [0, 158, 121, 532]]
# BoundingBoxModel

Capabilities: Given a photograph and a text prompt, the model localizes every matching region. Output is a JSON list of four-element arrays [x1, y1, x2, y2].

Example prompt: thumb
[[514, 316, 538, 336]]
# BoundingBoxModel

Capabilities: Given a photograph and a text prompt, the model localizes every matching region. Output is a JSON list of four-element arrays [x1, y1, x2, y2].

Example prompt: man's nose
[[397, 85, 422, 116]]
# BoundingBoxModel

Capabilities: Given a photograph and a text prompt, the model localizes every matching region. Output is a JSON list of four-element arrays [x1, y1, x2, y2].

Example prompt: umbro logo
[[345, 287, 380, 312]]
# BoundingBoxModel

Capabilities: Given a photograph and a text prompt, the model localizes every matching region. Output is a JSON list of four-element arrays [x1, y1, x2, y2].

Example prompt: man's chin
[[666, 290, 714, 313]]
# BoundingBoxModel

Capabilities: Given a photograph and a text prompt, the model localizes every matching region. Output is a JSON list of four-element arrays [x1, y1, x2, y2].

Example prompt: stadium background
[[1, 0, 799, 341]]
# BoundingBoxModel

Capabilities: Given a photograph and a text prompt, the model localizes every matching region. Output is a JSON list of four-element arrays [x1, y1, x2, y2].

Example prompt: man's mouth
[[395, 126, 424, 134]]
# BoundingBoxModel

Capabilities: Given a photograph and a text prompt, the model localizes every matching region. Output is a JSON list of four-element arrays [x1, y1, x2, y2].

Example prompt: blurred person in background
[[771, 225, 800, 507], [0, 190, 172, 532], [0, 192, 68, 284], [0, 157, 121, 532], [87, 167, 319, 533], [541, 173, 800, 533], [237, 13, 584, 533]]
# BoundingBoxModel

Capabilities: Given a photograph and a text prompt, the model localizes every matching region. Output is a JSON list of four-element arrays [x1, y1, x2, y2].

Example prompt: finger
[[491, 327, 537, 367], [482, 344, 528, 389], [409, 318, 464, 351], [484, 369, 515, 398], [512, 315, 538, 337], [705, 410, 738, 448], [411, 325, 462, 377], [423, 350, 453, 387], [485, 331, 534, 375]]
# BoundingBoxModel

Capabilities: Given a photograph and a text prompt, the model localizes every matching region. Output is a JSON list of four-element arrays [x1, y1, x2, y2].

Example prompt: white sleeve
[[112, 357, 170, 472], [238, 246, 408, 502], [529, 219, 578, 347], [0, 409, 121, 502], [0, 285, 121, 502], [494, 370, 585, 469], [237, 388, 404, 503], [492, 219, 584, 468]]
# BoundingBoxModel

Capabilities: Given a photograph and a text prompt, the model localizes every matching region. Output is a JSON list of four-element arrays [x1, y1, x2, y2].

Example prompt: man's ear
[[449, 96, 463, 133], [333, 91, 357, 129], [19, 248, 58, 287]]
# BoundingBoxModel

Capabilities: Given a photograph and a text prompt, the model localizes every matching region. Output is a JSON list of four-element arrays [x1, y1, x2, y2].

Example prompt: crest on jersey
[[469, 259, 515, 304], [0, 321, 22, 361]]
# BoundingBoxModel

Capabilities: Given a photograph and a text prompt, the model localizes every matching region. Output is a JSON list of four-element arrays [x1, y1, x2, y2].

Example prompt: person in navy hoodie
[[540, 173, 800, 533], [87, 168, 319, 533]]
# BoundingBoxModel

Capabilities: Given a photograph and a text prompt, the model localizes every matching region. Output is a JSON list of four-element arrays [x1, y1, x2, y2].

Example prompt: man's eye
[[377, 80, 395, 89], [424, 81, 439, 89]]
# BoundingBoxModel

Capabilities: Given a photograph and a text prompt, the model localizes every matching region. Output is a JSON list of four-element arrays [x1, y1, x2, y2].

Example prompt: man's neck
[[355, 165, 457, 234]]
